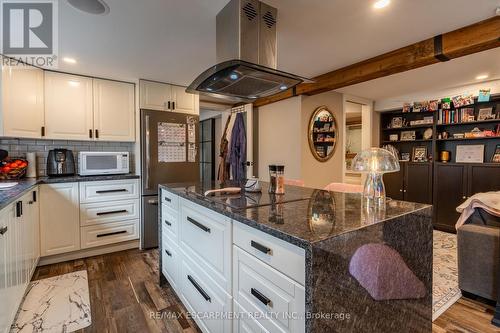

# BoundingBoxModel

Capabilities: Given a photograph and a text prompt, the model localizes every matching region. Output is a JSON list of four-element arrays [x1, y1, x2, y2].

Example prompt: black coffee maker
[[47, 149, 76, 176]]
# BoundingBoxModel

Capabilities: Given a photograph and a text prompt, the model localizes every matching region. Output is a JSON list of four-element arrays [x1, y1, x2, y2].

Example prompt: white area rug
[[11, 270, 91, 333], [433, 230, 461, 321]]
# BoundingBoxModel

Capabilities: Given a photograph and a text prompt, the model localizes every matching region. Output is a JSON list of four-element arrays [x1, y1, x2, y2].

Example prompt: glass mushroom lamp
[[351, 148, 400, 206]]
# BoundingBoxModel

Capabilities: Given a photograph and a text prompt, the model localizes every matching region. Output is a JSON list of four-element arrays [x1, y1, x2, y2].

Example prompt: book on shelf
[[438, 108, 476, 124]]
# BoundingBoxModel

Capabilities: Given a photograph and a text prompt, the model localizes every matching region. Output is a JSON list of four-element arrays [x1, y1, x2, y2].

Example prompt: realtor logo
[[1, 0, 58, 67]]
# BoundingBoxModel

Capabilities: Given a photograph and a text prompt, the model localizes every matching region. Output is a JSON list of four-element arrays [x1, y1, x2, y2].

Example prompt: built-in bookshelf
[[379, 94, 500, 233], [380, 94, 500, 163]]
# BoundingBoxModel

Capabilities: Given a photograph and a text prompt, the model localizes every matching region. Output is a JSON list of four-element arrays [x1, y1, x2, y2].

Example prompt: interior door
[[44, 72, 94, 140], [434, 163, 467, 232], [93, 79, 135, 141], [2, 65, 44, 138]]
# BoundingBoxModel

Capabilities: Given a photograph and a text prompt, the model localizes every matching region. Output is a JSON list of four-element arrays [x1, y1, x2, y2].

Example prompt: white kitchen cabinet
[[40, 183, 80, 256], [139, 80, 199, 114], [140, 80, 171, 111], [93, 79, 135, 142], [171, 84, 198, 114], [1, 64, 44, 138], [44, 72, 94, 140], [0, 188, 40, 333]]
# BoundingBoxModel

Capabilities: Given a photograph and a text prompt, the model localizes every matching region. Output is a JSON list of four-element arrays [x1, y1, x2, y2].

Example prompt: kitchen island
[[158, 182, 432, 333]]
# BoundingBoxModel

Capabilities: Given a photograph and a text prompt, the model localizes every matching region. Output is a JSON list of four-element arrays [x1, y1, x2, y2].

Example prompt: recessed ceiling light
[[63, 57, 77, 64], [279, 85, 287, 90], [374, 0, 390, 9], [476, 74, 489, 80]]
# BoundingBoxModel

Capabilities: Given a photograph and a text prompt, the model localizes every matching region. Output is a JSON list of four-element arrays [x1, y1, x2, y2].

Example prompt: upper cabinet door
[[93, 79, 135, 142], [171, 85, 199, 115], [44, 72, 93, 140], [139, 80, 171, 111], [1, 65, 44, 138]]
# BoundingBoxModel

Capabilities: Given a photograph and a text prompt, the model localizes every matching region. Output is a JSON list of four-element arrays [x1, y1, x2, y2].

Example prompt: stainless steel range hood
[[186, 0, 311, 103]]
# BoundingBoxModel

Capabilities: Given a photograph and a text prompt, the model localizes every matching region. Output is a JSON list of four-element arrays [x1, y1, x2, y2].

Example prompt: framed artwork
[[389, 134, 399, 142], [477, 108, 494, 120], [401, 130, 416, 141], [391, 117, 403, 128], [492, 144, 500, 163], [412, 146, 428, 162], [456, 145, 484, 163], [401, 152, 410, 162]]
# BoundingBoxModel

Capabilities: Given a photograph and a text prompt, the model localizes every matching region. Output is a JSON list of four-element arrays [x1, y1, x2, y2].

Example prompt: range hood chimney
[[186, 0, 311, 103]]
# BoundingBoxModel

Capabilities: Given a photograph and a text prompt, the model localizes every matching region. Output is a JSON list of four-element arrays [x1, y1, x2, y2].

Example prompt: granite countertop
[[160, 181, 432, 249], [0, 174, 140, 210]]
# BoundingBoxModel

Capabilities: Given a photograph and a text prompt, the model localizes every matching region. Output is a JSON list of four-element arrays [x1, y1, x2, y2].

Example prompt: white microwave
[[78, 152, 130, 176]]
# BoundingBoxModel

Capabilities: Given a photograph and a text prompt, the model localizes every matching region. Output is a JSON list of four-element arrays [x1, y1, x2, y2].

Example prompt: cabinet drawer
[[161, 204, 178, 240], [233, 300, 269, 333], [161, 232, 180, 292], [179, 252, 232, 333], [233, 246, 305, 333], [180, 199, 232, 292], [80, 219, 138, 249], [80, 199, 139, 226], [160, 189, 179, 211], [234, 222, 305, 285], [80, 179, 139, 203]]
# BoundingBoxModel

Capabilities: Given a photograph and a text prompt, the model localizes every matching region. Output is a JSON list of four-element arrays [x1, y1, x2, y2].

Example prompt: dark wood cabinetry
[[380, 95, 500, 232], [384, 162, 432, 204], [433, 163, 500, 233]]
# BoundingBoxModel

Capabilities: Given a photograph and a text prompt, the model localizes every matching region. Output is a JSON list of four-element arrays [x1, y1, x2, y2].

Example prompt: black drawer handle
[[96, 209, 128, 216], [96, 230, 127, 238], [96, 189, 128, 194], [16, 201, 22, 218], [0, 226, 7, 235], [164, 249, 172, 257], [251, 288, 271, 307], [187, 275, 211, 302], [164, 220, 172, 226], [187, 217, 210, 233], [163, 197, 172, 203], [251, 240, 271, 255]]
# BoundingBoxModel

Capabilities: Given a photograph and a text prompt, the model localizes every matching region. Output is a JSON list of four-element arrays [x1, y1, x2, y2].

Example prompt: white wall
[[258, 97, 302, 182]]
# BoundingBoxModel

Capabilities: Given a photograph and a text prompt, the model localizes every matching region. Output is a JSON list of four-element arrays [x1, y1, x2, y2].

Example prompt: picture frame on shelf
[[401, 130, 416, 141], [389, 134, 399, 142], [391, 117, 403, 128], [456, 144, 484, 163], [412, 146, 428, 162], [477, 107, 494, 121], [401, 152, 410, 162], [492, 144, 500, 163]]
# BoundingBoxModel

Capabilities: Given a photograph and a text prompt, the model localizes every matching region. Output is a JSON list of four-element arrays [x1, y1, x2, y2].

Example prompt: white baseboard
[[38, 240, 140, 266]]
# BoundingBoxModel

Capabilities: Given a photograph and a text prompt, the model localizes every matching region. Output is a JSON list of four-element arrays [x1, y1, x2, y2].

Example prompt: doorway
[[199, 118, 216, 182]]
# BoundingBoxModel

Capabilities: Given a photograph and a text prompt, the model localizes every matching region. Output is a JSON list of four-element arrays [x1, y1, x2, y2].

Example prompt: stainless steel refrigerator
[[140, 109, 199, 249]]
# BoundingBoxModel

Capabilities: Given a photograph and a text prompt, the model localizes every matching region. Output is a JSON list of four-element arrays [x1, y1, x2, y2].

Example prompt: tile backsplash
[[0, 138, 136, 176]]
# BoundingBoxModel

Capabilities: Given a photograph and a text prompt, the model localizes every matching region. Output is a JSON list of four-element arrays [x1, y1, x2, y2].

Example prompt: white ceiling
[[336, 47, 500, 102], [55, 0, 499, 89]]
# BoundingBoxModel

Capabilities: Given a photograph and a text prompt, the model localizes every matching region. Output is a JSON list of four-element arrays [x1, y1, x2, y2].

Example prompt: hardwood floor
[[33, 248, 500, 333], [32, 249, 201, 333], [433, 298, 500, 333]]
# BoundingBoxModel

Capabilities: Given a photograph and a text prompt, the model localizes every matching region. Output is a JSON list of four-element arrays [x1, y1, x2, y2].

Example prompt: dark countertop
[[160, 181, 432, 249], [0, 174, 140, 210]]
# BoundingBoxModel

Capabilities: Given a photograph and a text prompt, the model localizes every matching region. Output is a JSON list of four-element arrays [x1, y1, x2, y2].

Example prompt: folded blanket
[[455, 191, 500, 229]]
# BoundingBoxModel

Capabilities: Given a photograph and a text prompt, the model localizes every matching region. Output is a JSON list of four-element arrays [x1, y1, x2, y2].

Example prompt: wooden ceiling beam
[[253, 16, 500, 107]]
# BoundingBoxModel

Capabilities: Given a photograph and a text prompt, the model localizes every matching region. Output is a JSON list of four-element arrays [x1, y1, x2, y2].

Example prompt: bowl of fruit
[[0, 158, 28, 180]]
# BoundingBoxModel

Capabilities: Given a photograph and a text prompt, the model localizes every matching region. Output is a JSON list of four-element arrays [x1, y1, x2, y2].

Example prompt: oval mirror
[[308, 106, 338, 162]]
